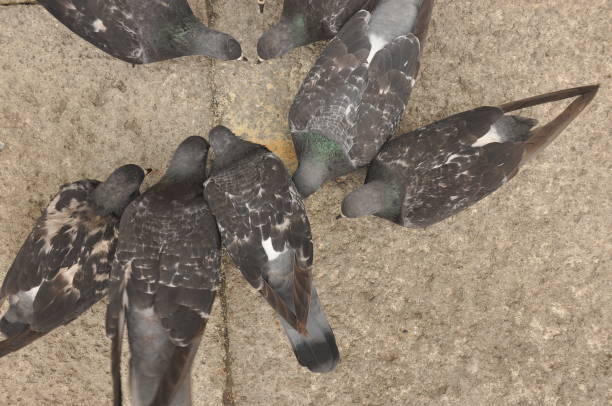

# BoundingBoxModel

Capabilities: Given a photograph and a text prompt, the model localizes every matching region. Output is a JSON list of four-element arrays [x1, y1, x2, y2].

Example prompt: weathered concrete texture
[[0, 1, 611, 406], [0, 5, 225, 406]]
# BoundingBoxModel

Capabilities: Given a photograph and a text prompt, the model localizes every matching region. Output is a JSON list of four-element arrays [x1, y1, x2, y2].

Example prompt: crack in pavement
[[204, 1, 236, 405], [0, 1, 38, 6]]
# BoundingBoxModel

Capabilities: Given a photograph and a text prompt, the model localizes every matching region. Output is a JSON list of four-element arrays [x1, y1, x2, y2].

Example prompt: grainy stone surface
[[1, 1, 611, 405]]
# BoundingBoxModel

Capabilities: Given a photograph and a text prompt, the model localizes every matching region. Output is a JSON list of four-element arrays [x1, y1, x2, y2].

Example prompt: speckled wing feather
[[282, 0, 373, 37], [289, 10, 371, 159], [0, 180, 118, 356], [371, 107, 526, 227], [317, 0, 375, 36], [204, 151, 313, 333], [349, 33, 420, 166], [290, 10, 420, 167], [105, 191, 220, 405]]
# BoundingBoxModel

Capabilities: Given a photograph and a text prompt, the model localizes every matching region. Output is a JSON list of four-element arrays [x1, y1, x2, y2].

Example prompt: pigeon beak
[[335, 213, 346, 220], [257, 0, 265, 13], [144, 168, 153, 175], [256, 57, 264, 64], [237, 54, 249, 62]]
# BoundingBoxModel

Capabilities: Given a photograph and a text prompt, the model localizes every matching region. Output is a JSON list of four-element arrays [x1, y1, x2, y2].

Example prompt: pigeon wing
[[205, 152, 313, 333], [375, 107, 527, 227], [289, 10, 372, 153], [1, 180, 116, 332], [105, 194, 221, 405], [349, 33, 421, 166]]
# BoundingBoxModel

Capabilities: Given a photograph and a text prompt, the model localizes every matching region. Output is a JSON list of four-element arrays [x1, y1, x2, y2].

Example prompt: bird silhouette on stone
[[204, 126, 339, 373], [290, 0, 435, 197], [341, 85, 599, 227], [0, 165, 145, 358], [105, 137, 221, 406]]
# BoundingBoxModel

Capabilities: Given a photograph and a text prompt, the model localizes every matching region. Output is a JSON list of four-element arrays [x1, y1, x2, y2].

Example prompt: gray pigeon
[[341, 85, 600, 227], [290, 0, 434, 197], [257, 0, 375, 60], [0, 165, 146, 357], [204, 126, 339, 373], [40, 0, 243, 64], [105, 137, 221, 406]]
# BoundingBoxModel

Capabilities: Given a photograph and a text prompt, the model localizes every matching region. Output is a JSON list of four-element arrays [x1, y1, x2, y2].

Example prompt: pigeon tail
[[279, 289, 339, 373], [515, 85, 600, 162], [127, 306, 202, 406], [0, 326, 46, 358], [150, 340, 201, 406], [110, 333, 123, 406]]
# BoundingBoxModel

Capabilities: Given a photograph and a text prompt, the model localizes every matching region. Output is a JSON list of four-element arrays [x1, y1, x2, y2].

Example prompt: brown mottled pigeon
[[0, 165, 145, 357]]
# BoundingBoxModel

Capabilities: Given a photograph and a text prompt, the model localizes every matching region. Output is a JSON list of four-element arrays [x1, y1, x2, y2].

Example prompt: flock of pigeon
[[0, 0, 599, 405]]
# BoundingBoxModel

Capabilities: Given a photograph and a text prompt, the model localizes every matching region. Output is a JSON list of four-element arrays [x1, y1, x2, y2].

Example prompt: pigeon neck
[[299, 132, 345, 164], [292, 158, 328, 198], [341, 181, 399, 219], [93, 183, 133, 217], [170, 16, 240, 61], [260, 19, 307, 59], [161, 155, 206, 187]]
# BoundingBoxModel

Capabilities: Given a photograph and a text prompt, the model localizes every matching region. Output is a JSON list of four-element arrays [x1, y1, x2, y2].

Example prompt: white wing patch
[[262, 237, 284, 261], [367, 33, 387, 63], [92, 19, 107, 33], [472, 125, 504, 147]]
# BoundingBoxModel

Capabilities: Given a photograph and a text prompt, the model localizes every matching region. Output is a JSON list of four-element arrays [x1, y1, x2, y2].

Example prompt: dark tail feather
[[279, 289, 339, 373], [150, 339, 201, 406], [0, 325, 46, 358], [499, 84, 599, 114], [111, 334, 123, 406], [412, 0, 435, 46], [497, 84, 599, 162], [524, 85, 598, 161]]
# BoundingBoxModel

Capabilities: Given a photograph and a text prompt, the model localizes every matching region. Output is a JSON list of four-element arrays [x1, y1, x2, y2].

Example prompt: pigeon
[[204, 126, 339, 373], [341, 85, 600, 227], [290, 0, 435, 197], [105, 137, 221, 406], [257, 0, 375, 60], [39, 0, 244, 64], [0, 164, 146, 358]]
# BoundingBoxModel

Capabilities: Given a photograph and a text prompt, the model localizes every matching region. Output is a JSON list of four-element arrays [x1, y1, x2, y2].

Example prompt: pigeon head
[[341, 181, 401, 220], [257, 21, 306, 60], [194, 30, 243, 61], [292, 132, 351, 198], [292, 159, 329, 198], [208, 126, 262, 170], [94, 164, 146, 217], [163, 136, 210, 182]]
